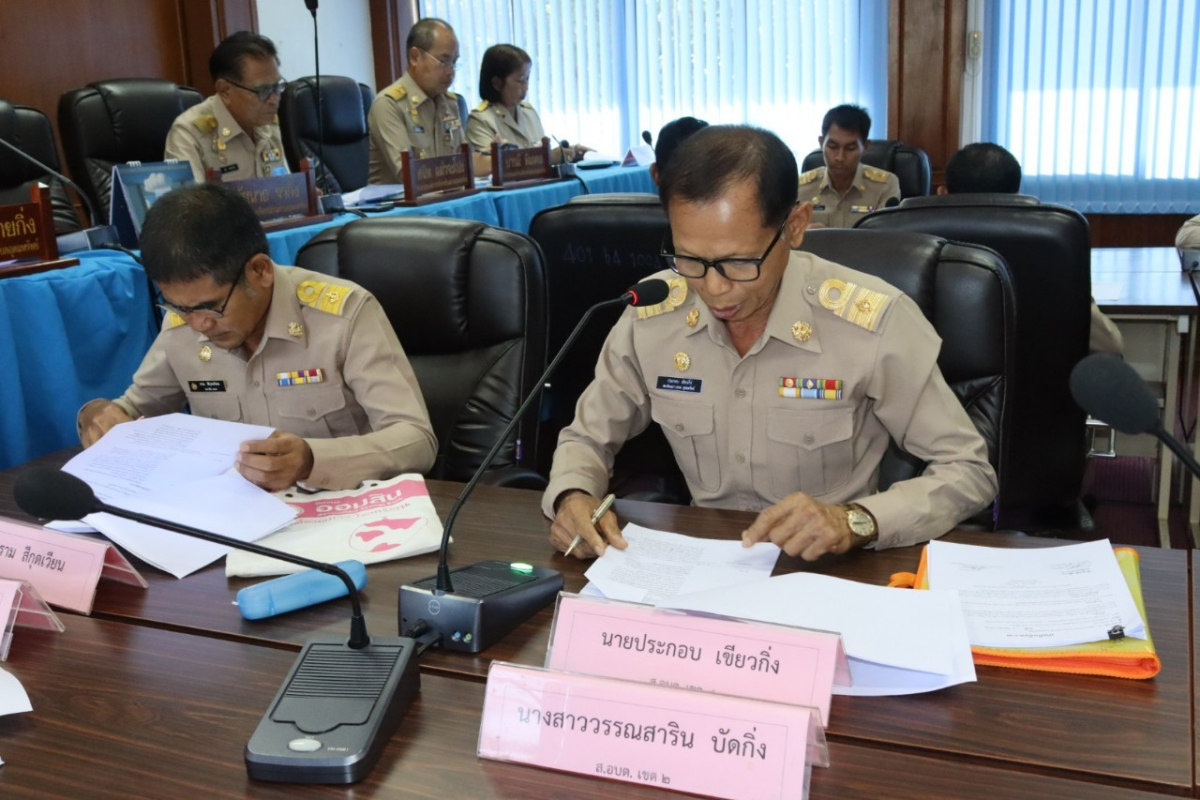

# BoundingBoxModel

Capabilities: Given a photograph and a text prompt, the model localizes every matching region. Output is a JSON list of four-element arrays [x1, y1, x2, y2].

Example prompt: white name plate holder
[[546, 592, 850, 728], [479, 662, 827, 799], [0, 577, 64, 660], [0, 517, 147, 614]]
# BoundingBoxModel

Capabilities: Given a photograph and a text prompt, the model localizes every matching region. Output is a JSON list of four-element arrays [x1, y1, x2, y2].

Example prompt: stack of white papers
[[582, 524, 780, 604], [53, 414, 297, 578], [925, 539, 1146, 647], [662, 573, 977, 696], [0, 665, 31, 716]]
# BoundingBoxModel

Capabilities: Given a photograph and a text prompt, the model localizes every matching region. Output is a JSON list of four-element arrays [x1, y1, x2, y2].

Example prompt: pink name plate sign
[[547, 593, 849, 726], [479, 662, 826, 799], [0, 578, 64, 660], [0, 517, 146, 614]]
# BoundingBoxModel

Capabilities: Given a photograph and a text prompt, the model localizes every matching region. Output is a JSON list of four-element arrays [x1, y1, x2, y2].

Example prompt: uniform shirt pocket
[[272, 383, 352, 438], [766, 406, 855, 498], [187, 394, 243, 423], [651, 396, 720, 493]]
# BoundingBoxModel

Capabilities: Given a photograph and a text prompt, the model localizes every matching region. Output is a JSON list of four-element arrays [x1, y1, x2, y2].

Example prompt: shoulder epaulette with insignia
[[863, 166, 889, 183], [445, 90, 458, 100], [813, 277, 891, 333], [191, 114, 218, 133], [799, 167, 823, 185], [520, 100, 534, 109], [164, 311, 188, 330], [297, 280, 355, 316], [636, 277, 689, 320], [474, 100, 490, 112], [384, 83, 407, 101]]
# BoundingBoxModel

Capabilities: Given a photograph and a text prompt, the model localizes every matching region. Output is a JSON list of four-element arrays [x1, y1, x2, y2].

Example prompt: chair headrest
[[0, 99, 16, 143], [899, 193, 1042, 209], [87, 79, 199, 160], [288, 76, 367, 142]]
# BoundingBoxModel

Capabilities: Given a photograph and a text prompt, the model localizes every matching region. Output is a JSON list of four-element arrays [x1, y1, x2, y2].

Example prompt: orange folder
[[889, 546, 1160, 680]]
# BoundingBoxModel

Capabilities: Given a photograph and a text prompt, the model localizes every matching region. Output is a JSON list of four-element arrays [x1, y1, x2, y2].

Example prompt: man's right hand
[[79, 400, 134, 447], [548, 490, 626, 559]]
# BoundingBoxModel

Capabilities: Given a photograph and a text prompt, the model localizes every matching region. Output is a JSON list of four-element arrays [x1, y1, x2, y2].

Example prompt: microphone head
[[625, 279, 670, 307], [559, 139, 571, 149], [14, 467, 99, 520], [1069, 354, 1161, 435], [642, 130, 653, 145]]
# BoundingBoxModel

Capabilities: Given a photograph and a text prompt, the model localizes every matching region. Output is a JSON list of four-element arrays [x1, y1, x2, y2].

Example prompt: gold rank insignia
[[792, 321, 812, 341], [637, 277, 689, 320], [288, 322, 304, 337], [199, 345, 212, 362], [863, 166, 889, 183], [674, 352, 691, 371], [686, 308, 700, 327], [816, 278, 890, 332], [297, 280, 354, 315], [221, 127, 231, 137], [192, 115, 218, 133], [799, 168, 823, 185], [385, 83, 407, 101], [474, 100, 490, 112], [164, 311, 187, 329]]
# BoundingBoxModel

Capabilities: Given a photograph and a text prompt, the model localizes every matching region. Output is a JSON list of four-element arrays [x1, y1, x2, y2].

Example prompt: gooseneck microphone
[[399, 279, 671, 652], [1070, 353, 1200, 479], [14, 466, 418, 785], [641, 130, 653, 146], [0, 135, 99, 226]]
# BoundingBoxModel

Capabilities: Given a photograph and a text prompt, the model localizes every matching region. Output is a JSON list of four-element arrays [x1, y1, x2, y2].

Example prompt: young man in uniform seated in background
[[800, 104, 900, 228], [545, 125, 997, 561], [78, 184, 437, 492]]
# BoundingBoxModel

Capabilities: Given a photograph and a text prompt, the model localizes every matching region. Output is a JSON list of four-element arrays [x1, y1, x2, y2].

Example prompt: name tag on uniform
[[413, 125, 426, 133], [812, 204, 826, 211], [220, 164, 238, 174], [188, 380, 226, 393], [272, 166, 287, 176], [657, 376, 703, 394], [851, 205, 874, 213]]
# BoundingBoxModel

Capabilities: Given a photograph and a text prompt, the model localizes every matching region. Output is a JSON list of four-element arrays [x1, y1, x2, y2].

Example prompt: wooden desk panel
[[0, 461, 1192, 791], [0, 617, 1171, 799]]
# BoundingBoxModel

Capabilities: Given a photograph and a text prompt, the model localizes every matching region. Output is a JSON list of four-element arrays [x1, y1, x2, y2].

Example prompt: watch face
[[846, 507, 875, 537]]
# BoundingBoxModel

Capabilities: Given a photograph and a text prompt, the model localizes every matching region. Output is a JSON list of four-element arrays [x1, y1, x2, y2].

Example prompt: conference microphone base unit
[[399, 560, 564, 653], [244, 634, 419, 784]]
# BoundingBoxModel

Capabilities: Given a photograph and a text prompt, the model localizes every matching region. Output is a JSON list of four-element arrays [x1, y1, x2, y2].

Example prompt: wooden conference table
[[0, 454, 1193, 797]]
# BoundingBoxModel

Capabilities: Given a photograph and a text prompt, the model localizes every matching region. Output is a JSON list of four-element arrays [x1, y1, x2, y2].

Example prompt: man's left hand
[[237, 431, 315, 491], [740, 493, 860, 561]]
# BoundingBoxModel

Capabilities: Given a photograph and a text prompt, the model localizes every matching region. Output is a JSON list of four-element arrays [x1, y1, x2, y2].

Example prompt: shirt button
[[735, 453, 746, 464], [307, 407, 317, 417], [735, 388, 746, 398], [675, 423, 685, 432], [251, 380, 260, 388], [803, 434, 815, 445]]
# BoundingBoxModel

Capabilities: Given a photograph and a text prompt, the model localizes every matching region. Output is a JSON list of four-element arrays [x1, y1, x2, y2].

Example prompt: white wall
[[256, 0, 377, 93]]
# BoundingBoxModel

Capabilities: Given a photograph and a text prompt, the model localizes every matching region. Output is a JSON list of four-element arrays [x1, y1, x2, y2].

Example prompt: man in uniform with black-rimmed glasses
[[77, 184, 437, 492], [544, 125, 996, 562], [165, 31, 290, 183]]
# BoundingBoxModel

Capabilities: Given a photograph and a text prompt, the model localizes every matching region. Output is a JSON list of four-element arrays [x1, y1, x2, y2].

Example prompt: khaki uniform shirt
[[91, 265, 437, 490], [543, 252, 997, 549], [466, 100, 546, 150], [367, 72, 465, 185], [164, 95, 288, 184], [1177, 214, 1200, 249], [801, 163, 901, 229]]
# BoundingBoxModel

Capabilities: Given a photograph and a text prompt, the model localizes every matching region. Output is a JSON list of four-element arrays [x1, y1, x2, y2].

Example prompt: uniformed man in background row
[[801, 104, 900, 228], [545, 125, 996, 561], [77, 184, 436, 492], [368, 17, 487, 185], [165, 32, 289, 183]]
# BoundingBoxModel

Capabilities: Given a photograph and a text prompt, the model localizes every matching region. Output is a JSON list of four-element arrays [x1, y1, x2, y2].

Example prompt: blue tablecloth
[[267, 190, 502, 265], [1, 251, 157, 469]]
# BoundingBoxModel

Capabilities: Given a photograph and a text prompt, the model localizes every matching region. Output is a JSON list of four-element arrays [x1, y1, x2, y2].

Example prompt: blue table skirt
[[1, 251, 158, 469]]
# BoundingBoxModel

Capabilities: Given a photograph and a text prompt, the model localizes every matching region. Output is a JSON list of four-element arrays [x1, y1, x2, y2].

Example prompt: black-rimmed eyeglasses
[[156, 263, 245, 320], [660, 217, 789, 282], [228, 78, 287, 103]]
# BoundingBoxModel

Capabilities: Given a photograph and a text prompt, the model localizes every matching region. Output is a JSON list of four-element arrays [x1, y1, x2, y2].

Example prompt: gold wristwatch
[[843, 503, 878, 544]]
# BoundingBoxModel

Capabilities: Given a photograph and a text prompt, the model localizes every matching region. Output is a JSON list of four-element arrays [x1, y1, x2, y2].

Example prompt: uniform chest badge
[[779, 377, 843, 400], [277, 368, 325, 387], [686, 308, 700, 327], [673, 352, 691, 372], [199, 345, 212, 362], [792, 321, 812, 341], [288, 322, 304, 337]]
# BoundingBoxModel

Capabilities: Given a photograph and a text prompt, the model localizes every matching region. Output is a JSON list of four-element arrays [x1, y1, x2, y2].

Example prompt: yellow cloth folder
[[889, 546, 1160, 680]]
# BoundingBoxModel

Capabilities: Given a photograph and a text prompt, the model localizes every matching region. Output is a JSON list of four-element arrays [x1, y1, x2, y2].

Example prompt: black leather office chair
[[309, 217, 548, 484], [855, 194, 1092, 530], [58, 79, 204, 220], [528, 194, 690, 502], [801, 139, 932, 198], [0, 99, 81, 234], [279, 76, 373, 194], [800, 229, 1015, 527]]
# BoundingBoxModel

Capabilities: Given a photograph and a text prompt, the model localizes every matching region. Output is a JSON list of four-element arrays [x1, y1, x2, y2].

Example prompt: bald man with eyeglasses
[[77, 184, 436, 492], [165, 31, 290, 183]]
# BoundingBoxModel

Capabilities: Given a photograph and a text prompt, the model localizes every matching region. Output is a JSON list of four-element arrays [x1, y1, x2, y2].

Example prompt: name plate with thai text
[[0, 202, 44, 261], [492, 138, 553, 185], [0, 517, 146, 614], [479, 662, 826, 799], [411, 152, 472, 194], [546, 593, 848, 725], [229, 173, 312, 222]]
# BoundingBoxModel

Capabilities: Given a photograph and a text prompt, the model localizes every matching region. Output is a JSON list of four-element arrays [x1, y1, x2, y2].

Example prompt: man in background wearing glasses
[[368, 18, 481, 185], [77, 184, 437, 492], [545, 125, 996, 562], [166, 32, 290, 183]]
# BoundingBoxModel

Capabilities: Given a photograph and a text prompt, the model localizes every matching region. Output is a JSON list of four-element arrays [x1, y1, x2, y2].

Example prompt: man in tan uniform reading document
[[544, 126, 997, 561], [165, 32, 289, 183], [77, 184, 437, 491]]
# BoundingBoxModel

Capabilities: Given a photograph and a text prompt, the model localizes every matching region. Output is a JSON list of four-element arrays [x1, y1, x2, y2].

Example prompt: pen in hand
[[564, 492, 616, 557]]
